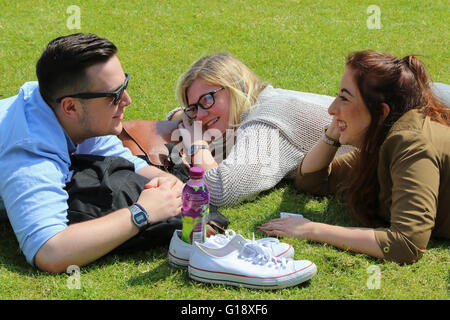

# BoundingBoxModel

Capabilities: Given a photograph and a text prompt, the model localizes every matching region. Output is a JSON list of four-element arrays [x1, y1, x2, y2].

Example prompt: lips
[[113, 113, 124, 120], [204, 117, 219, 129], [337, 120, 347, 131]]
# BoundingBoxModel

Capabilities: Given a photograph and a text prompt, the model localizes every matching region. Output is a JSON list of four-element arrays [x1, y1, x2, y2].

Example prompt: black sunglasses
[[56, 73, 130, 105], [183, 86, 225, 119]]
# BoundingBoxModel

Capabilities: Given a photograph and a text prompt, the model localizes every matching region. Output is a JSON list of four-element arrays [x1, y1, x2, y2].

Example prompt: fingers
[[182, 114, 189, 128], [257, 220, 283, 233], [178, 121, 192, 151], [258, 217, 291, 229], [145, 177, 160, 189], [257, 224, 286, 237], [148, 175, 182, 190], [181, 112, 195, 128], [258, 216, 305, 237]]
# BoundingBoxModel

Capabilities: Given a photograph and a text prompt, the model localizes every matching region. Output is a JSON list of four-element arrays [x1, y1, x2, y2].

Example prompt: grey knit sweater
[[167, 85, 353, 207]]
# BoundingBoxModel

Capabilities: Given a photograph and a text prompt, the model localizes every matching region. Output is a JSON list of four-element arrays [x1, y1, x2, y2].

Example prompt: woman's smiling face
[[185, 78, 231, 135], [328, 67, 372, 147]]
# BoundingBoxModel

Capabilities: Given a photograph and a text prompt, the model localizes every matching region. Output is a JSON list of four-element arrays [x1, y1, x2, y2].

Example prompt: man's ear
[[59, 97, 81, 120], [380, 102, 391, 123]]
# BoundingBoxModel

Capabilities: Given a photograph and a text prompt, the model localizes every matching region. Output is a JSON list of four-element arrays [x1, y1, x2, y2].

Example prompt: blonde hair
[[176, 53, 267, 126]]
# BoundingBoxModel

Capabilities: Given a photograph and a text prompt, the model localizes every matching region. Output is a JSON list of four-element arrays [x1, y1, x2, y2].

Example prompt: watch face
[[134, 212, 147, 225]]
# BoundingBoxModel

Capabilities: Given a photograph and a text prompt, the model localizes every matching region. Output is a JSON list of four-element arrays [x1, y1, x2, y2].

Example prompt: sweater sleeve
[[164, 106, 183, 121], [203, 121, 304, 207]]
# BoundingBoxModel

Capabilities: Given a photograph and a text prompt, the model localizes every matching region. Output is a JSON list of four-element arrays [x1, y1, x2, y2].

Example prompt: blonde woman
[[166, 53, 350, 207]]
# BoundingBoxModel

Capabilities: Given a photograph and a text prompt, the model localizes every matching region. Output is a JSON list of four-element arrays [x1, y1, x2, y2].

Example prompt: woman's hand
[[297, 116, 342, 176], [178, 113, 208, 152], [259, 216, 385, 260], [326, 116, 341, 141], [257, 216, 314, 239]]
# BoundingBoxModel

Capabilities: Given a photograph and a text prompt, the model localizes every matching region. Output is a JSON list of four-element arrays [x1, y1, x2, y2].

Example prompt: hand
[[138, 178, 182, 223], [178, 113, 208, 152], [145, 175, 184, 195], [168, 109, 184, 122], [326, 117, 341, 141], [257, 216, 314, 239], [178, 113, 196, 152]]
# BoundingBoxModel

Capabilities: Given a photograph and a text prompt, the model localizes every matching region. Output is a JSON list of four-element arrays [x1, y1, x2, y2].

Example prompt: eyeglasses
[[56, 73, 130, 106], [183, 86, 225, 119]]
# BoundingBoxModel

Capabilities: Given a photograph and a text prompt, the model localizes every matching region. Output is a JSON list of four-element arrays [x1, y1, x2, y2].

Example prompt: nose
[[120, 90, 132, 107], [328, 98, 338, 116], [196, 107, 209, 121]]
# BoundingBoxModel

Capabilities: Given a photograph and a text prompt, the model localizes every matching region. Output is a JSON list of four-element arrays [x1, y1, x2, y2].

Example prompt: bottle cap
[[189, 167, 204, 179]]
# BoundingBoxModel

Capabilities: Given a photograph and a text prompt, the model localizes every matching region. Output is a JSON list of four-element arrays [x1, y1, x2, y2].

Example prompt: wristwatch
[[321, 126, 341, 148], [189, 144, 209, 156], [129, 203, 149, 230]]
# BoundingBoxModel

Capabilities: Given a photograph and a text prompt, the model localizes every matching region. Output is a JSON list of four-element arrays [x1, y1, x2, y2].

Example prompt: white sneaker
[[188, 235, 317, 289], [168, 229, 294, 269]]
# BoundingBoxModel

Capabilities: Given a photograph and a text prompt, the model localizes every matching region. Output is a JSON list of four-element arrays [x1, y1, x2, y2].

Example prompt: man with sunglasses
[[0, 33, 183, 273]]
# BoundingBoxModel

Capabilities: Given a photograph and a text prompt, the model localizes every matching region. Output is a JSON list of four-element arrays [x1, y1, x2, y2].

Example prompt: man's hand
[[145, 175, 184, 195], [137, 176, 183, 223]]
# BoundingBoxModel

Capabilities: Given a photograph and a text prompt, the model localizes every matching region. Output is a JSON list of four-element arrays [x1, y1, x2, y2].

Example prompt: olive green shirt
[[295, 109, 450, 264]]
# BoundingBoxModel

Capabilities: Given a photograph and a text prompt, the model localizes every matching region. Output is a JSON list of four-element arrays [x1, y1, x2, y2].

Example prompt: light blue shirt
[[0, 82, 148, 266]]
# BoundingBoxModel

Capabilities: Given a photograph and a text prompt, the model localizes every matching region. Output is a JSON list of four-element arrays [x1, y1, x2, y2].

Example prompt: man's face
[[77, 55, 131, 139]]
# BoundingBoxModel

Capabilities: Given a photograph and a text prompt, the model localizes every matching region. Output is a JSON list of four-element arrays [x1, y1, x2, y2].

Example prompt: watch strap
[[189, 144, 209, 156], [321, 126, 341, 148]]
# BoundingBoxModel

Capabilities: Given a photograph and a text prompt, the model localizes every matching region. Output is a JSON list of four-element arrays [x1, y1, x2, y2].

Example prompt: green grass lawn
[[0, 0, 449, 300]]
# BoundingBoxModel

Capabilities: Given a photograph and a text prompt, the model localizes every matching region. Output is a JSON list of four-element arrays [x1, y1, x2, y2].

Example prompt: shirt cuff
[[133, 156, 149, 172], [374, 227, 424, 264], [25, 224, 67, 267]]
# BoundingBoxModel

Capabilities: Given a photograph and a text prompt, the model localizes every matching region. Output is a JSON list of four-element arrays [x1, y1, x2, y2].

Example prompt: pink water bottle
[[181, 167, 210, 244]]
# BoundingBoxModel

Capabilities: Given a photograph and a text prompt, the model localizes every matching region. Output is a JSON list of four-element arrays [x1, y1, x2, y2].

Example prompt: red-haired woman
[[259, 51, 450, 264]]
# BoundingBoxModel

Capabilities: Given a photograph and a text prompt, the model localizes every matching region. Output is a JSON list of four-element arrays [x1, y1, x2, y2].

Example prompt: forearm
[[137, 164, 176, 180], [300, 140, 338, 174], [35, 208, 139, 273], [301, 121, 341, 175], [309, 222, 384, 259]]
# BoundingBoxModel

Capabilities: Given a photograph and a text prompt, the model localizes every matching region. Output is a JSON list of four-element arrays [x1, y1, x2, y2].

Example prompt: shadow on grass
[[0, 221, 37, 276], [125, 258, 182, 286], [0, 219, 174, 277]]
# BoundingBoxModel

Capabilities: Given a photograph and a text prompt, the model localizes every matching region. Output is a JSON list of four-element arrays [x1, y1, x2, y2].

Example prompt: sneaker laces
[[238, 233, 288, 269], [208, 229, 237, 246], [209, 229, 279, 247]]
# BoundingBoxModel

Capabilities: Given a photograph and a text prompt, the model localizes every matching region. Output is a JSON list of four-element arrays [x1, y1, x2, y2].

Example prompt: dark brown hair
[[342, 50, 449, 227], [36, 33, 117, 109]]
